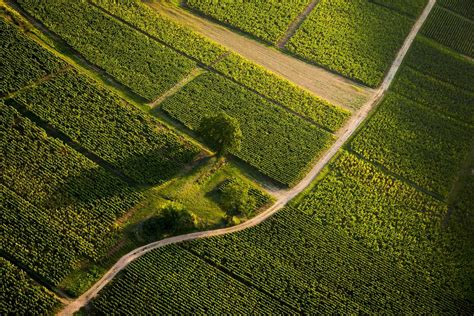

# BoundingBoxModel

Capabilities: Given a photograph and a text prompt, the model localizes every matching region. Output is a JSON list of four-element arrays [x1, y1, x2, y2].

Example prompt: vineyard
[[369, 0, 428, 17], [185, 0, 310, 43], [90, 150, 473, 314], [421, 5, 474, 57], [405, 37, 474, 91], [391, 66, 474, 125], [438, 0, 474, 20], [349, 92, 472, 197], [12, 70, 200, 185], [161, 71, 334, 186], [285, 0, 413, 87], [212, 52, 351, 130], [1, 103, 143, 286], [17, 0, 196, 100], [0, 18, 66, 96], [89, 0, 226, 65], [1, 258, 59, 314]]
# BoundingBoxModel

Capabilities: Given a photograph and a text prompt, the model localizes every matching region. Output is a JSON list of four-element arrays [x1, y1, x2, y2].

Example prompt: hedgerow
[[0, 18, 66, 96], [0, 258, 60, 314], [17, 0, 196, 100], [185, 0, 309, 43], [212, 52, 350, 132], [421, 6, 474, 57], [12, 70, 200, 185], [161, 72, 333, 186], [286, 0, 413, 87]]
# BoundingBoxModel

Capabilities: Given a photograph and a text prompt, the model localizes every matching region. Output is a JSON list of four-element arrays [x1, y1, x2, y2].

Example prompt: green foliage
[[17, 0, 196, 100], [12, 70, 200, 185], [91, 245, 294, 313], [421, 6, 474, 57], [1, 104, 142, 285], [0, 18, 66, 96], [161, 72, 333, 186], [0, 258, 60, 314], [198, 112, 242, 156], [392, 66, 474, 125], [90, 0, 227, 64], [143, 202, 197, 236], [186, 0, 309, 43], [369, 0, 428, 17], [212, 52, 350, 131], [405, 37, 474, 91], [439, 0, 474, 20], [219, 178, 257, 217], [350, 92, 473, 197], [286, 0, 413, 87]]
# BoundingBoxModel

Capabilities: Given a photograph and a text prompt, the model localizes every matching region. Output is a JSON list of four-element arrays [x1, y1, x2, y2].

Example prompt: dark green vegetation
[[12, 70, 200, 185], [198, 112, 243, 156], [438, 0, 474, 20], [1, 103, 142, 285], [0, 258, 59, 314], [369, 0, 428, 17], [185, 0, 310, 43], [89, 7, 474, 313], [286, 0, 414, 87], [161, 72, 334, 186], [0, 18, 66, 95], [17, 0, 197, 100], [421, 5, 474, 57]]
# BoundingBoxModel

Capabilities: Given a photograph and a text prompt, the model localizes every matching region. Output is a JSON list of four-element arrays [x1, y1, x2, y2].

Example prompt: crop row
[[286, 0, 413, 87], [161, 72, 333, 186], [421, 6, 474, 57], [212, 52, 350, 131], [91, 244, 293, 314], [438, 0, 474, 20], [92, 150, 469, 313], [0, 258, 59, 314], [391, 66, 474, 125], [12, 69, 200, 185], [89, 0, 226, 64], [405, 37, 474, 91], [0, 18, 66, 96], [349, 92, 472, 197], [185, 0, 309, 43], [369, 0, 428, 18], [17, 0, 196, 100], [1, 103, 143, 285]]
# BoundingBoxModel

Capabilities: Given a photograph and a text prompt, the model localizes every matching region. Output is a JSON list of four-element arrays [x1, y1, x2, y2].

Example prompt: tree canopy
[[198, 112, 243, 156]]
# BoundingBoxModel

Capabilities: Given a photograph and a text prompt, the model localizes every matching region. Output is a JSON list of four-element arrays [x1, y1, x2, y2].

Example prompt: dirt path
[[148, 1, 371, 110], [58, 1, 436, 314], [276, 0, 320, 48]]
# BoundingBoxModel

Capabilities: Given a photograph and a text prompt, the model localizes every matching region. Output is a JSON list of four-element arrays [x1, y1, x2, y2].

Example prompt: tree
[[220, 178, 257, 217], [198, 112, 243, 156], [143, 202, 198, 237]]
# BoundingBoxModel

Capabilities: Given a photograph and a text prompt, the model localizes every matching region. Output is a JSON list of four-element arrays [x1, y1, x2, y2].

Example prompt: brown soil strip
[[147, 1, 372, 110]]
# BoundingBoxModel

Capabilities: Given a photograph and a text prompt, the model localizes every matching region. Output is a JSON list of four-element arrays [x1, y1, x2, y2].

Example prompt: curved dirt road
[[59, 1, 435, 314]]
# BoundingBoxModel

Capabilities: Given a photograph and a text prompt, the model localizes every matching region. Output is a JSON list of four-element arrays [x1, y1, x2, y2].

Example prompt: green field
[[161, 71, 334, 186], [369, 0, 428, 17], [421, 5, 474, 57], [286, 0, 414, 87], [185, 0, 310, 43], [438, 0, 474, 20]]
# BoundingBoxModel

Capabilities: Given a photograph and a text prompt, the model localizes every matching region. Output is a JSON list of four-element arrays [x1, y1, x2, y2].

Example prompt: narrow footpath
[[58, 1, 436, 314]]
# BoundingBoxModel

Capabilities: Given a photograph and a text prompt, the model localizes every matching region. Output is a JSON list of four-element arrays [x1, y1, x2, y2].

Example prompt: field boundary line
[[57, 0, 436, 314], [276, 0, 320, 48]]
